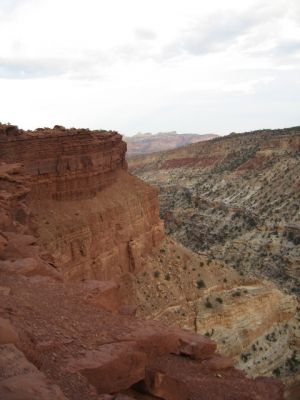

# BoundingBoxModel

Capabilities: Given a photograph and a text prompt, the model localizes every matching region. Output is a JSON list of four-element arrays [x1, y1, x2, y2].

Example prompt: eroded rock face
[[0, 125, 164, 280], [133, 239, 299, 381], [0, 124, 127, 201], [144, 354, 284, 400]]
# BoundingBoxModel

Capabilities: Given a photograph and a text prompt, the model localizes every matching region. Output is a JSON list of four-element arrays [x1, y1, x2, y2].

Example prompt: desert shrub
[[197, 279, 206, 289], [205, 298, 213, 308], [265, 332, 277, 342], [241, 353, 251, 362]]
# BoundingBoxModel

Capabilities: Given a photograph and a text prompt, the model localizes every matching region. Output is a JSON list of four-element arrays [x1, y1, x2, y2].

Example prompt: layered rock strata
[[133, 238, 299, 381], [0, 124, 164, 280], [129, 126, 300, 392], [129, 126, 300, 296]]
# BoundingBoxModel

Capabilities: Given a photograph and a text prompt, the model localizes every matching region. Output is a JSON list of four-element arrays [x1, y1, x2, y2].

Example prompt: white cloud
[[0, 0, 299, 134]]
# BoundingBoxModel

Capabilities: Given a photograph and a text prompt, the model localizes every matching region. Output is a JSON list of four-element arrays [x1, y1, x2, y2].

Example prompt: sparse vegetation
[[205, 298, 213, 308], [197, 279, 206, 289], [164, 273, 170, 281]]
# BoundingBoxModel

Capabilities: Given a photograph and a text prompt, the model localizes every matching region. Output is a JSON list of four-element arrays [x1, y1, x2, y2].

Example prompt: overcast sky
[[0, 0, 299, 136]]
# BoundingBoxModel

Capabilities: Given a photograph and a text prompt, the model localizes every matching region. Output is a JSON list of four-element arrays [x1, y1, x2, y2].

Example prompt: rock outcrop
[[0, 124, 164, 280], [0, 271, 284, 400]]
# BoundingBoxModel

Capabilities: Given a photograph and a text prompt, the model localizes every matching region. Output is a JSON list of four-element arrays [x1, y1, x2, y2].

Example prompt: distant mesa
[[124, 131, 218, 157]]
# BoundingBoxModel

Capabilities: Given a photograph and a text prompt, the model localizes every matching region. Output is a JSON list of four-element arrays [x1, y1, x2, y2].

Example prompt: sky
[[0, 0, 299, 136]]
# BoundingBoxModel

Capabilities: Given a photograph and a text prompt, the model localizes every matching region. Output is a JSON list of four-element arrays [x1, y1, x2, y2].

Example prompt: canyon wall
[[129, 127, 300, 295], [0, 124, 164, 280], [129, 126, 300, 390], [133, 238, 299, 382]]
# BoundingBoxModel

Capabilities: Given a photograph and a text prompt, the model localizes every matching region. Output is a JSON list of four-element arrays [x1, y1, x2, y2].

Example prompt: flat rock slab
[[68, 342, 147, 394], [175, 329, 217, 360], [84, 280, 122, 313], [68, 327, 218, 396], [127, 325, 216, 361], [144, 354, 284, 400]]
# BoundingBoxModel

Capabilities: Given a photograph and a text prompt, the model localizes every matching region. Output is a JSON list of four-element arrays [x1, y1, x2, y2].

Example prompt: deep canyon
[[0, 124, 299, 399]]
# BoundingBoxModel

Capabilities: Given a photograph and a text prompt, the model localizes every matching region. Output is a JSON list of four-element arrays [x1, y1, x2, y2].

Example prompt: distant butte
[[124, 131, 218, 157]]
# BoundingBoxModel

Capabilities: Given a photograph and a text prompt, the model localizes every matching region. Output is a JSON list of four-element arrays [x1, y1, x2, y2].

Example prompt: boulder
[[84, 280, 122, 313], [144, 354, 284, 400], [68, 342, 147, 394]]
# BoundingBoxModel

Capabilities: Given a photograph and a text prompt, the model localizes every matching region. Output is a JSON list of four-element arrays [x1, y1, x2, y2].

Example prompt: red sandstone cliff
[[0, 124, 164, 280]]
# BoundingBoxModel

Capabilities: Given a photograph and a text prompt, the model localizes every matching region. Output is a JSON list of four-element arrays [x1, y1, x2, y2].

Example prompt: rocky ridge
[[125, 131, 218, 157]]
